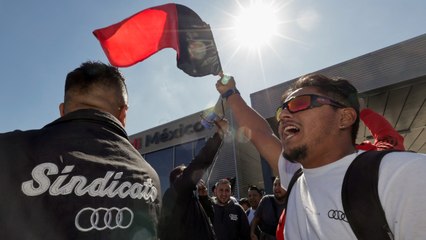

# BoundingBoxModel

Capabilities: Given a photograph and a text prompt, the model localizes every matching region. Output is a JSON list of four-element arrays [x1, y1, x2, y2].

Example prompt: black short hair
[[215, 178, 231, 188], [169, 165, 186, 185], [248, 185, 263, 195], [64, 61, 128, 107]]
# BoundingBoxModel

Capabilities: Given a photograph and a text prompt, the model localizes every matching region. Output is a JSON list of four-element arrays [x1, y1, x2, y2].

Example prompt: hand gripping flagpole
[[200, 72, 233, 129]]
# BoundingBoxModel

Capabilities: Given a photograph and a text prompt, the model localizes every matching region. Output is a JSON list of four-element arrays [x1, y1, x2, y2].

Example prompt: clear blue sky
[[1, 0, 425, 135]]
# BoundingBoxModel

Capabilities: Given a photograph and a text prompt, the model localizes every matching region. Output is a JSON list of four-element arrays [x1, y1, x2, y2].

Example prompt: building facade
[[129, 106, 264, 198]]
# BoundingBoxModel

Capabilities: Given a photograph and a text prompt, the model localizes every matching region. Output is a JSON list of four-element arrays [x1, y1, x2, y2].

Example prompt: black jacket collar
[[43, 109, 128, 139]]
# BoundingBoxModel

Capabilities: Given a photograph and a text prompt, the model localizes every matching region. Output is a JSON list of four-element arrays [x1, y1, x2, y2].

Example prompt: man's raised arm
[[215, 77, 282, 173]]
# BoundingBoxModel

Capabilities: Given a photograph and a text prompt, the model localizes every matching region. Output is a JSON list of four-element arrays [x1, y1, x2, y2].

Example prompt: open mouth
[[284, 125, 300, 137]]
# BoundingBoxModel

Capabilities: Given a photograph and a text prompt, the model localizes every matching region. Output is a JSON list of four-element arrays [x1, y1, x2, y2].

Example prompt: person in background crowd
[[215, 74, 426, 239], [250, 177, 286, 240], [213, 178, 250, 240], [246, 185, 263, 225], [214, 177, 239, 204], [238, 198, 250, 212], [197, 179, 216, 222], [0, 61, 161, 240], [158, 119, 228, 240]]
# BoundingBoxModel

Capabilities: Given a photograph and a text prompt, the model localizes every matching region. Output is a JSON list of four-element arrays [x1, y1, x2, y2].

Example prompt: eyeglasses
[[275, 94, 347, 121]]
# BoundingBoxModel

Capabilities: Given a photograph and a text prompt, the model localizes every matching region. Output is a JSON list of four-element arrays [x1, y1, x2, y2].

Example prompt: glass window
[[174, 142, 193, 167], [142, 138, 208, 196], [144, 147, 173, 195]]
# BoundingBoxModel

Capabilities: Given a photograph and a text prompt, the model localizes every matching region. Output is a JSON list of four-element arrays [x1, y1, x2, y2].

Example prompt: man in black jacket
[[0, 61, 161, 240], [213, 178, 250, 240], [158, 119, 228, 240]]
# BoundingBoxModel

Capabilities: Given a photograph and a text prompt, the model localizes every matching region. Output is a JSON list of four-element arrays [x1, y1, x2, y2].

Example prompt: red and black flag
[[93, 3, 222, 77]]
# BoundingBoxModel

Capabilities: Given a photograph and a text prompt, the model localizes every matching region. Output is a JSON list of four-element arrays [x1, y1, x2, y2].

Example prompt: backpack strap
[[269, 196, 278, 221], [341, 150, 397, 240], [277, 168, 303, 239], [283, 168, 303, 209]]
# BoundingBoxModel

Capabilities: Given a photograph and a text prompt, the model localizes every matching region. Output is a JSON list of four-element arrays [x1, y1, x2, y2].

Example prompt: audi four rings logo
[[327, 209, 348, 222], [75, 207, 134, 232]]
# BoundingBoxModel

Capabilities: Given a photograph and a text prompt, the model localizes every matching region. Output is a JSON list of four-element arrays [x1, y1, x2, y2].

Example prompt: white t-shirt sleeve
[[277, 150, 301, 190], [379, 151, 426, 239]]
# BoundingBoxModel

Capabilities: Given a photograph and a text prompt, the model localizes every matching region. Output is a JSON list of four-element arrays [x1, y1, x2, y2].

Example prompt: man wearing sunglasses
[[215, 73, 426, 239]]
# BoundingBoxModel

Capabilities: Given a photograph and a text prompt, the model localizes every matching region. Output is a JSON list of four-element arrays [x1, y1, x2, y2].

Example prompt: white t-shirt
[[278, 150, 426, 240], [246, 207, 256, 224]]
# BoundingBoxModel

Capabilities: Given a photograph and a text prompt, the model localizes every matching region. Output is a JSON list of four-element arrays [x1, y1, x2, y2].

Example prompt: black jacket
[[0, 109, 161, 240], [158, 133, 222, 240], [213, 201, 250, 240]]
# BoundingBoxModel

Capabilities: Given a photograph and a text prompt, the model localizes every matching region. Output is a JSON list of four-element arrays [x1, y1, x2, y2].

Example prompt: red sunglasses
[[276, 94, 346, 120]]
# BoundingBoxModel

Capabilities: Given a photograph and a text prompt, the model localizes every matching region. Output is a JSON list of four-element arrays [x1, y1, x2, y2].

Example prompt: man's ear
[[59, 103, 65, 117], [339, 108, 357, 129], [118, 106, 127, 127]]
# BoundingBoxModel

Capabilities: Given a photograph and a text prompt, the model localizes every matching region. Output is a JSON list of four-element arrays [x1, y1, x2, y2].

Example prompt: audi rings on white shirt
[[75, 207, 134, 232], [327, 209, 348, 222]]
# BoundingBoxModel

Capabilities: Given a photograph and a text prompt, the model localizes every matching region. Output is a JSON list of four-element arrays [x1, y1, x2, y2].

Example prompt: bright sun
[[233, 1, 280, 49]]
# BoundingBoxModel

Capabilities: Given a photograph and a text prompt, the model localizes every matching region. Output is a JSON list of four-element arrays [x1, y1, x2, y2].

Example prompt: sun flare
[[233, 1, 280, 49], [219, 0, 305, 71]]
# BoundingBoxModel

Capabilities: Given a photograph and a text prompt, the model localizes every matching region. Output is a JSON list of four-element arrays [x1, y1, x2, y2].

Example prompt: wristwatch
[[221, 88, 240, 100]]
